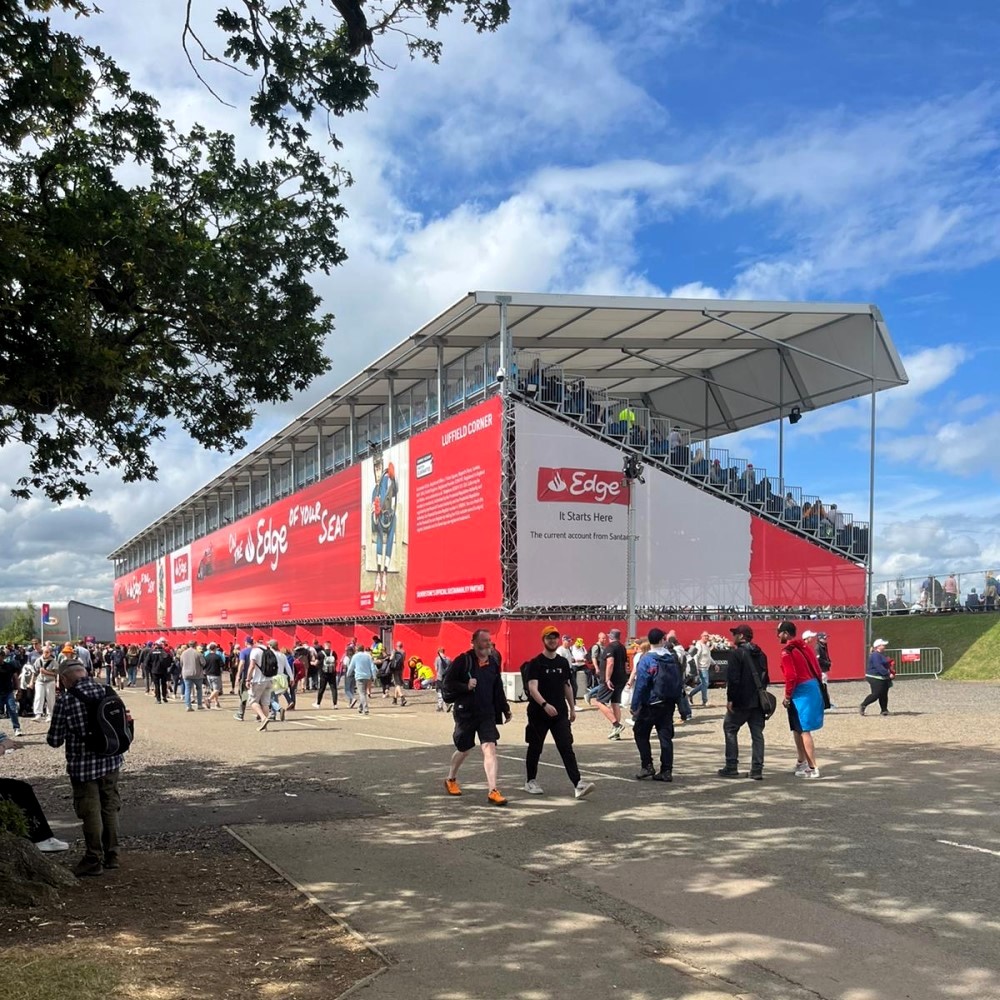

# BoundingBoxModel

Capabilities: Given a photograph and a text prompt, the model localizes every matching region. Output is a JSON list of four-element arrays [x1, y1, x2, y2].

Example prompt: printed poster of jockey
[[360, 442, 409, 612]]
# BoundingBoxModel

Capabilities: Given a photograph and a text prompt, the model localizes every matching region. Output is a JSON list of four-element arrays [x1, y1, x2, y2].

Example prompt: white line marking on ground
[[937, 839, 1000, 858], [356, 732, 437, 746], [497, 753, 633, 782]]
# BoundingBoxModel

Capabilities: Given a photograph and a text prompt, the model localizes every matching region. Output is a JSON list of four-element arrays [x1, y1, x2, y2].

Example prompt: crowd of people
[[1, 622, 897, 874]]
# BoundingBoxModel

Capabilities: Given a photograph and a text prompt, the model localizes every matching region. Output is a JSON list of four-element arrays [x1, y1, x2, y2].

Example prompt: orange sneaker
[[487, 788, 508, 806], [444, 778, 462, 796]]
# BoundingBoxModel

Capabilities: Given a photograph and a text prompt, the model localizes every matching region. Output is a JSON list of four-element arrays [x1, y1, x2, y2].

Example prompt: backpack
[[68, 685, 134, 756], [646, 651, 683, 704], [260, 647, 279, 678]]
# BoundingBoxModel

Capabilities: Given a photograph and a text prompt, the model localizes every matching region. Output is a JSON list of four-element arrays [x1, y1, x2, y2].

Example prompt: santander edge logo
[[537, 467, 628, 505]]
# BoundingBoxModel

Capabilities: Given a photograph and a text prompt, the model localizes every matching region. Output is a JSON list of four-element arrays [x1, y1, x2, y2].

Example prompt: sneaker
[[717, 767, 741, 778], [35, 837, 69, 853], [635, 765, 656, 780], [400, 697, 407, 707], [392, 697, 397, 705], [804, 768, 821, 779], [186, 706, 194, 712], [363, 709, 369, 715], [574, 781, 595, 799], [584, 691, 593, 706], [12, 730, 22, 738], [880, 710, 890, 716], [313, 702, 321, 708], [487, 788, 508, 806], [793, 761, 809, 775], [279, 708, 286, 722], [652, 771, 673, 782], [258, 718, 270, 732], [197, 705, 206, 711], [606, 724, 623, 740], [523, 779, 544, 794], [103, 853, 120, 869], [233, 712, 244, 721], [748, 771, 763, 781], [859, 705, 866, 716], [444, 778, 462, 796]]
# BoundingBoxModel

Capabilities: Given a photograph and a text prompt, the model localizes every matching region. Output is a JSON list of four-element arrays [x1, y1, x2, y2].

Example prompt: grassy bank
[[873, 613, 1000, 680]]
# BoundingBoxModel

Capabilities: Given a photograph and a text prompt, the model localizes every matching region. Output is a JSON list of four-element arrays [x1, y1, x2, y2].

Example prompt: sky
[[2, 0, 999, 609]]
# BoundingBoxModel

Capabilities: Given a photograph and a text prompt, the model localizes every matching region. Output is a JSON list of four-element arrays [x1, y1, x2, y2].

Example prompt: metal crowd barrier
[[885, 647, 944, 679]]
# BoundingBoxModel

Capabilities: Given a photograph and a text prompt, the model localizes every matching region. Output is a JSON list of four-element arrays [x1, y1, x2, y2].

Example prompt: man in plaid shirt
[[47, 657, 124, 877]]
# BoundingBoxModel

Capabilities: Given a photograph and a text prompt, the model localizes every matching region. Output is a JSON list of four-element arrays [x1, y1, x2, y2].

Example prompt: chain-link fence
[[872, 571, 1000, 614]]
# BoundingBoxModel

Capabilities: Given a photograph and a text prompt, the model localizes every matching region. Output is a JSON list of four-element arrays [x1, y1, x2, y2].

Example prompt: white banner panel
[[514, 405, 752, 608], [169, 544, 193, 627]]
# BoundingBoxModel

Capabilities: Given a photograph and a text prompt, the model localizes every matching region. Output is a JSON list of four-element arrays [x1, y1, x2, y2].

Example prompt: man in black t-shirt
[[442, 629, 512, 806], [523, 626, 595, 799], [593, 628, 629, 739]]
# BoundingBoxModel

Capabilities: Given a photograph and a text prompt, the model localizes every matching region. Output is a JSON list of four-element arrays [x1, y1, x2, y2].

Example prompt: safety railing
[[884, 647, 944, 678]]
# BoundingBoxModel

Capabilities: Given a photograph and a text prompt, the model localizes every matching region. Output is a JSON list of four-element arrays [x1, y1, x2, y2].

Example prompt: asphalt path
[[25, 678, 998, 1000]]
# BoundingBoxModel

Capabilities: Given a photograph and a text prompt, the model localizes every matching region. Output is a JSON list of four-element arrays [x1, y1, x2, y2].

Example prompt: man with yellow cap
[[522, 625, 595, 799]]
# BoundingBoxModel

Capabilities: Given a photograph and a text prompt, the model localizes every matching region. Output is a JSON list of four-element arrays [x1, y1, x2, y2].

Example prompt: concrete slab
[[234, 816, 754, 1000]]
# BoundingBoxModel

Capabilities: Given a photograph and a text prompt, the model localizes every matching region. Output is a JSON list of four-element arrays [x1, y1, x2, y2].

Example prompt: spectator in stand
[[943, 574, 959, 610], [860, 639, 893, 716], [690, 448, 709, 478], [985, 571, 999, 611], [965, 588, 983, 612], [777, 621, 825, 779], [783, 492, 801, 523]]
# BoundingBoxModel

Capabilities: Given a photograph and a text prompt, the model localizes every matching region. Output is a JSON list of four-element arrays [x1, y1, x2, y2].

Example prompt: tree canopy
[[0, 0, 510, 501]]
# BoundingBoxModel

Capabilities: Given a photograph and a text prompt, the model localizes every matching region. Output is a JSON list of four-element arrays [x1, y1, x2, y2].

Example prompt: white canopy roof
[[111, 291, 906, 556]]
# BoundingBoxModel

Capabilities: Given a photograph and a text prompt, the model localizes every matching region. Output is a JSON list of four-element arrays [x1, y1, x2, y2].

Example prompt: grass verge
[[873, 613, 1000, 679]]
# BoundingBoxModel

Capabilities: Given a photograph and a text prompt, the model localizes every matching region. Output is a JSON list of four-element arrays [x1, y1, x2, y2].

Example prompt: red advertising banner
[[188, 464, 362, 624], [113, 560, 159, 632], [404, 397, 503, 612], [115, 397, 504, 632]]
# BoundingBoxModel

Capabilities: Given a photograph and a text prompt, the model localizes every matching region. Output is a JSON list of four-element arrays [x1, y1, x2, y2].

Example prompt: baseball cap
[[244, 635, 253, 644], [777, 621, 796, 636], [540, 624, 560, 639], [802, 629, 818, 640], [562, 634, 571, 641], [873, 638, 888, 647], [647, 627, 666, 645], [730, 624, 753, 640]]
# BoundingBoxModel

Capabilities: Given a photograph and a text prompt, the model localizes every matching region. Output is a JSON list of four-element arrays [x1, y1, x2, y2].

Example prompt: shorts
[[608, 675, 627, 705], [786, 701, 803, 733], [391, 669, 404, 686], [206, 676, 223, 694], [248, 681, 273, 709], [453, 715, 500, 752]]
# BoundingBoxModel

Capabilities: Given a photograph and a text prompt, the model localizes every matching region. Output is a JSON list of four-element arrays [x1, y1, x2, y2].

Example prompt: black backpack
[[260, 647, 279, 678], [68, 685, 134, 756]]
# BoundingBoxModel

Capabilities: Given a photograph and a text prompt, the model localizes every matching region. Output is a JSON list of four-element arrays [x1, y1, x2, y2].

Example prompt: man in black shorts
[[601, 628, 629, 739], [523, 625, 595, 799], [442, 629, 512, 805]]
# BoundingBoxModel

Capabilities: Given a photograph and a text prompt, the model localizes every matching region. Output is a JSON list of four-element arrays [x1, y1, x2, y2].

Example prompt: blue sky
[[1, 0, 998, 606]]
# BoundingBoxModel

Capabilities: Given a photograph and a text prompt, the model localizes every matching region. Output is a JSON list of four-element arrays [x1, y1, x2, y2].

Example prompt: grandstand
[[108, 291, 907, 671]]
